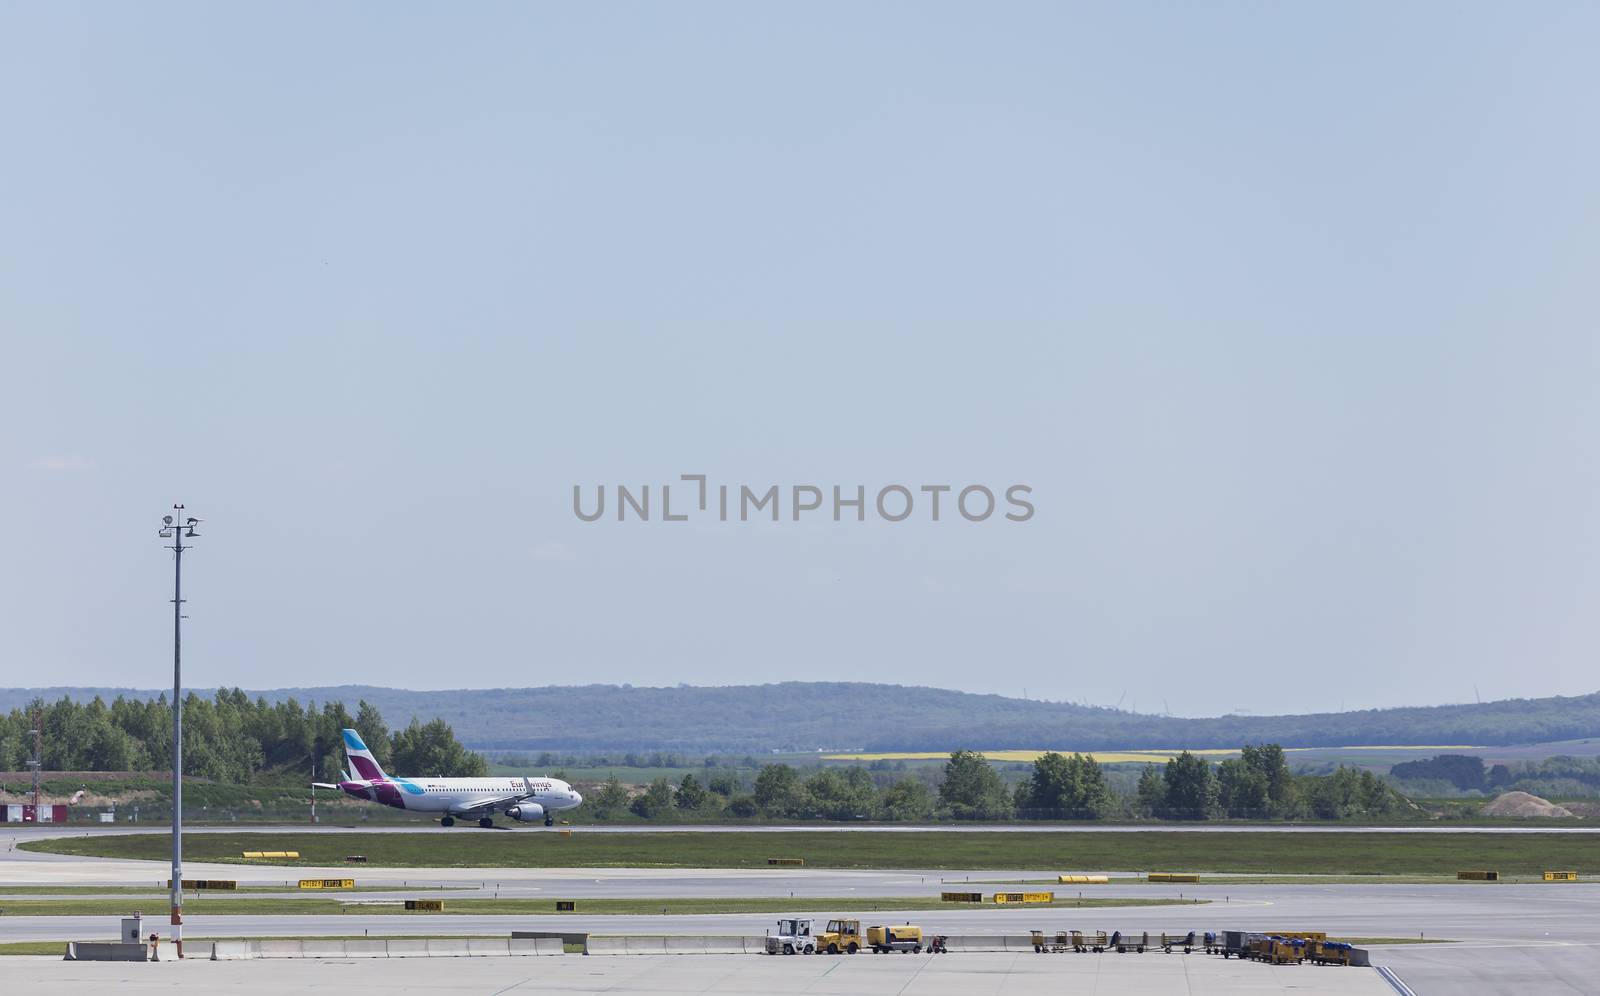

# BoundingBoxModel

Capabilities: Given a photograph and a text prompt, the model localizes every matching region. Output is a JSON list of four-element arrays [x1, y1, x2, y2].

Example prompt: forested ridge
[[2, 682, 1597, 754]]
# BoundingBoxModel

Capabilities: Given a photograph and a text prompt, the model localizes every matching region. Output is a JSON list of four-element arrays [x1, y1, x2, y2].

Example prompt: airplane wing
[[450, 781, 540, 816], [450, 794, 530, 815]]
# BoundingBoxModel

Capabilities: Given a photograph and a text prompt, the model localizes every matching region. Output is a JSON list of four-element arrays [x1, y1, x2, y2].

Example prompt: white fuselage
[[338, 774, 583, 820]]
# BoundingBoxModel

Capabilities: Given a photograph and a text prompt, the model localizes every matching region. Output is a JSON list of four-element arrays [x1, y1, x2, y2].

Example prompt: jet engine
[[506, 803, 545, 823]]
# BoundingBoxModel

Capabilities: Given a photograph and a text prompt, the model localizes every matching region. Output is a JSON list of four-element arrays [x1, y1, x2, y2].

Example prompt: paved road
[[0, 952, 1401, 995], [1375, 942, 1600, 995]]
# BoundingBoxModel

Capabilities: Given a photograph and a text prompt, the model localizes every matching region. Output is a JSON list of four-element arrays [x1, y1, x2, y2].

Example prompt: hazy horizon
[[5, 5, 1598, 716], [0, 679, 1587, 722]]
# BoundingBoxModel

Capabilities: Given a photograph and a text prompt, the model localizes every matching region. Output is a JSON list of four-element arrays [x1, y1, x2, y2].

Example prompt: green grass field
[[0, 941, 78, 956], [970, 873, 1569, 886], [0, 894, 1200, 917], [0, 884, 433, 896], [22, 829, 1600, 874]]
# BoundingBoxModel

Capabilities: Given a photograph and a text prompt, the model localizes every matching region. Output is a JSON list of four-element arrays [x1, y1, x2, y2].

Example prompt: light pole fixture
[[158, 504, 201, 958]]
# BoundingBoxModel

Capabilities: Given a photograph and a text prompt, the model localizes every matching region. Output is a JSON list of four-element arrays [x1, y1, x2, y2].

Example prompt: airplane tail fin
[[341, 728, 389, 782]]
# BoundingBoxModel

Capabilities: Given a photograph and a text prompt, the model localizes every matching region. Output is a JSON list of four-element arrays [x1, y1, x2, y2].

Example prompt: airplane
[[313, 728, 582, 828]]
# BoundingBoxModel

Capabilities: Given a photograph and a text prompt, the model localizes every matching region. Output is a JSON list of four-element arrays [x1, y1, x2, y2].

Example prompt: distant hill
[[3, 683, 1598, 754]]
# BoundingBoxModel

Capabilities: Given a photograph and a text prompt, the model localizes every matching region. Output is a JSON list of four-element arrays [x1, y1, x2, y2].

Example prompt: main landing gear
[[479, 816, 495, 828], [440, 816, 455, 827], [545, 816, 554, 827]]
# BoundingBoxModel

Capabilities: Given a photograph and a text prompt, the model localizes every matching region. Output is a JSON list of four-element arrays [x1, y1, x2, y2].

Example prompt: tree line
[[1389, 752, 1600, 798], [579, 746, 1406, 822], [0, 692, 486, 782]]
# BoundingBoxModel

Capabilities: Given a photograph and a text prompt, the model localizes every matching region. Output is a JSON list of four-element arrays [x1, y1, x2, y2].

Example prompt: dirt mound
[[1482, 791, 1576, 818]]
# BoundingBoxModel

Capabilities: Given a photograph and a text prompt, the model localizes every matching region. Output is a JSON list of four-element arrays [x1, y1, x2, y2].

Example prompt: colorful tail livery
[[318, 728, 582, 829], [342, 728, 389, 781]]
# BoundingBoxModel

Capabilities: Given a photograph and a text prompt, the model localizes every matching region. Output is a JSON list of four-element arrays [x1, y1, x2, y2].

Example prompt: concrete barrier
[[298, 941, 348, 958], [510, 938, 564, 957], [426, 939, 474, 958], [585, 936, 629, 955], [344, 940, 388, 959], [946, 935, 1004, 952], [209, 941, 257, 961], [468, 939, 510, 957], [201, 937, 579, 961], [257, 940, 306, 959], [151, 944, 181, 962], [66, 941, 150, 962], [1002, 934, 1037, 951], [570, 935, 752, 956], [512, 930, 589, 950], [385, 939, 430, 958]]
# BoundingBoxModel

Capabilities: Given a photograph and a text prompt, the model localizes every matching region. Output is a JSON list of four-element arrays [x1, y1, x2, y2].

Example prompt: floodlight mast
[[158, 505, 200, 958]]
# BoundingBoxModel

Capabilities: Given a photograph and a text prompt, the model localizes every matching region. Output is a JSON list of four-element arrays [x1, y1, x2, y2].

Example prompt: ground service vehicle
[[764, 918, 816, 955], [1309, 939, 1356, 966], [816, 918, 863, 954], [867, 924, 923, 953], [1248, 934, 1306, 964]]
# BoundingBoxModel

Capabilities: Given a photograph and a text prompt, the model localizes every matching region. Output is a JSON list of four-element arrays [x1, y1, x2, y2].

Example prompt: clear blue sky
[[3, 4, 1596, 716]]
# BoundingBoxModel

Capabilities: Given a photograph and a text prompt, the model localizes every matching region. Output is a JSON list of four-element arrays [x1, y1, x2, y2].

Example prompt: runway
[[5, 827, 1599, 994], [1, 881, 1593, 941]]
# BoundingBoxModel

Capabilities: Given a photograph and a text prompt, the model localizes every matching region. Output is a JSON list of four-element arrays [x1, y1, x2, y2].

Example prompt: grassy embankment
[[24, 829, 1600, 875]]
